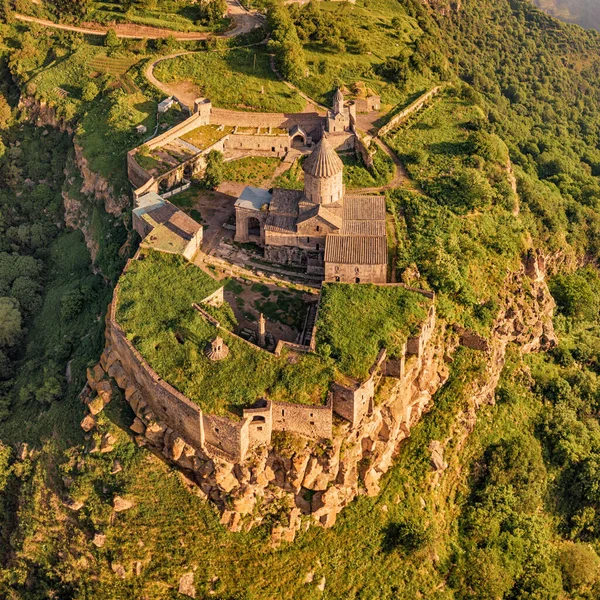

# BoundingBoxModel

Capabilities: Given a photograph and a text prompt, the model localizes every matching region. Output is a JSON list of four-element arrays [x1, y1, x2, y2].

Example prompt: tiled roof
[[264, 214, 297, 233], [324, 235, 387, 265], [343, 196, 386, 220], [297, 205, 343, 230], [302, 137, 343, 178], [341, 220, 386, 236]]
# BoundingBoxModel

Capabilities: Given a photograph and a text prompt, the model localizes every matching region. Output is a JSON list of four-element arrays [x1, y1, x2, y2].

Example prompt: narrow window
[[355, 278, 360, 283], [316, 225, 320, 232], [316, 243, 320, 251], [215, 428, 219, 433], [257, 426, 263, 431], [335, 276, 340, 282], [306, 237, 310, 243], [281, 409, 285, 416]]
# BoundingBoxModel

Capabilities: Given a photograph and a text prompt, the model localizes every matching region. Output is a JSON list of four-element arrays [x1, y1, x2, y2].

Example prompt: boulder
[[170, 436, 186, 461], [145, 421, 166, 444], [100, 433, 117, 453], [113, 496, 134, 512], [130, 417, 145, 435], [111, 460, 123, 475], [215, 466, 239, 493], [80, 414, 96, 432], [428, 440, 447, 473], [86, 364, 105, 386], [86, 395, 106, 416], [111, 563, 126, 579], [92, 533, 106, 548], [178, 572, 196, 598]]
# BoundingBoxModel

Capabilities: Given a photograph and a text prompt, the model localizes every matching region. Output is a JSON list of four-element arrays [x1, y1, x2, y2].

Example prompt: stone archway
[[248, 217, 261, 237], [292, 134, 305, 149]]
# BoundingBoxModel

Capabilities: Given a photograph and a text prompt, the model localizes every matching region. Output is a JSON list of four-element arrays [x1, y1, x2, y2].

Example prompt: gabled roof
[[302, 137, 343, 179], [297, 205, 342, 230], [324, 235, 387, 265]]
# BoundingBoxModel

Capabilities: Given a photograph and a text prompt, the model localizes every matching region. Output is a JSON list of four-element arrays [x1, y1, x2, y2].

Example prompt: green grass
[[316, 283, 430, 380], [181, 124, 233, 151], [115, 251, 333, 415], [222, 156, 280, 185], [153, 47, 306, 112], [341, 146, 394, 189], [77, 91, 157, 194]]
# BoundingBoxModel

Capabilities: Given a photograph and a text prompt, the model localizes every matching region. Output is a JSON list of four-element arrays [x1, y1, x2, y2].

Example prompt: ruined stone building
[[235, 135, 388, 283], [132, 191, 203, 261]]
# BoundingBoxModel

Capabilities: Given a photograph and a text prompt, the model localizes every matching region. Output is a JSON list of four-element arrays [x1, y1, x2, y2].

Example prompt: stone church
[[234, 135, 388, 284]]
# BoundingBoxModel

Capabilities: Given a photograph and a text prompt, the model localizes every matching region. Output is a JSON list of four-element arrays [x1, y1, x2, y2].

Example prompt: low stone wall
[[354, 132, 374, 170], [378, 86, 443, 138], [211, 109, 326, 140], [226, 132, 290, 157]]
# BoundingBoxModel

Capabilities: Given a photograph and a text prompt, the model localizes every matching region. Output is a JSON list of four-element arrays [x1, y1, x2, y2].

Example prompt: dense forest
[[1, 0, 600, 597]]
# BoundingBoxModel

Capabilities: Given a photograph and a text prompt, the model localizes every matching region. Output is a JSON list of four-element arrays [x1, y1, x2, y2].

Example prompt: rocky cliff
[[81, 250, 558, 544]]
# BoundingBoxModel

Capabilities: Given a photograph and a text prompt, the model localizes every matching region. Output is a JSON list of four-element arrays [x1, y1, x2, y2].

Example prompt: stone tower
[[258, 313, 266, 347], [302, 136, 345, 205], [333, 88, 344, 115]]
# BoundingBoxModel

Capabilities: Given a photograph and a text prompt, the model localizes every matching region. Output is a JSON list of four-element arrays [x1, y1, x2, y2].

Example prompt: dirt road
[[15, 0, 262, 40]]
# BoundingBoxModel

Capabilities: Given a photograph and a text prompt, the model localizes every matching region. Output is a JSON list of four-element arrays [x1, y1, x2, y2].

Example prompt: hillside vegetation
[[2, 0, 600, 597]]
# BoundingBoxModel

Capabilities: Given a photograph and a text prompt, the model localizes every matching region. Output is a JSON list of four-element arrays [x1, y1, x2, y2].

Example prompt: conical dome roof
[[302, 137, 343, 178], [334, 87, 344, 102]]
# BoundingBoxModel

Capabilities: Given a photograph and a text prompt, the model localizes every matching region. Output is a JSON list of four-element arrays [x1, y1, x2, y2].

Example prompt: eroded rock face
[[85, 254, 557, 544]]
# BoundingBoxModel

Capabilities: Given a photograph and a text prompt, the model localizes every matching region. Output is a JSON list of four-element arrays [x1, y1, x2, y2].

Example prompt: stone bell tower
[[302, 136, 345, 205]]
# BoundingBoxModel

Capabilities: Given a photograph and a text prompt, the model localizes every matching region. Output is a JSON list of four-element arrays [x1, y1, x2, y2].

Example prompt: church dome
[[334, 87, 344, 103], [302, 137, 343, 179]]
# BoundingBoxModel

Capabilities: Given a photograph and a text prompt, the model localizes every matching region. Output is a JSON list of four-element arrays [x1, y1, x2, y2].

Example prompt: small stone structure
[[205, 337, 229, 361], [235, 135, 388, 283]]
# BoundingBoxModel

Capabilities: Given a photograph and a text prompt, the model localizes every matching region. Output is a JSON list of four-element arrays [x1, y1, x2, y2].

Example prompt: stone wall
[[324, 262, 387, 284], [211, 109, 326, 140], [225, 133, 290, 157], [106, 288, 205, 451], [378, 86, 443, 137], [304, 170, 344, 204], [203, 414, 249, 463], [271, 399, 333, 440]]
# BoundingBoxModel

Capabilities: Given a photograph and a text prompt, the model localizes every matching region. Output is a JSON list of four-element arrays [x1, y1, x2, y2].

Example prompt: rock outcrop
[[83, 251, 557, 544]]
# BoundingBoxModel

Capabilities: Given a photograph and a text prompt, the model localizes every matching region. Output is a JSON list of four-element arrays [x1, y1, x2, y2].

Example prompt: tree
[[0, 95, 10, 130], [81, 81, 99, 102], [203, 150, 223, 189], [104, 29, 121, 56], [0, 297, 21, 348]]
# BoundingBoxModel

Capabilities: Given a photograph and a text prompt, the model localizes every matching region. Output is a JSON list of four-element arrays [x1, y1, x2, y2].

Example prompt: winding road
[[15, 0, 262, 40]]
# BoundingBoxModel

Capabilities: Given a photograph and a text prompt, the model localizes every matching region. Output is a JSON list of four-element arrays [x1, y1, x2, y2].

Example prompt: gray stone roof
[[302, 137, 343, 178], [324, 235, 388, 265], [235, 186, 272, 211], [343, 196, 386, 220], [297, 205, 343, 230], [269, 188, 303, 216], [264, 214, 297, 234]]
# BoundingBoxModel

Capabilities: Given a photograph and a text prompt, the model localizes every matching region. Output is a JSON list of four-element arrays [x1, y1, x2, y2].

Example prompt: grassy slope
[[153, 47, 306, 113], [295, 0, 435, 106]]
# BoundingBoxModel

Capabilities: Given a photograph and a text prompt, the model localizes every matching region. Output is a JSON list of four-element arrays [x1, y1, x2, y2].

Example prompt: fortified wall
[[88, 283, 445, 541], [128, 97, 373, 200], [102, 259, 437, 465]]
